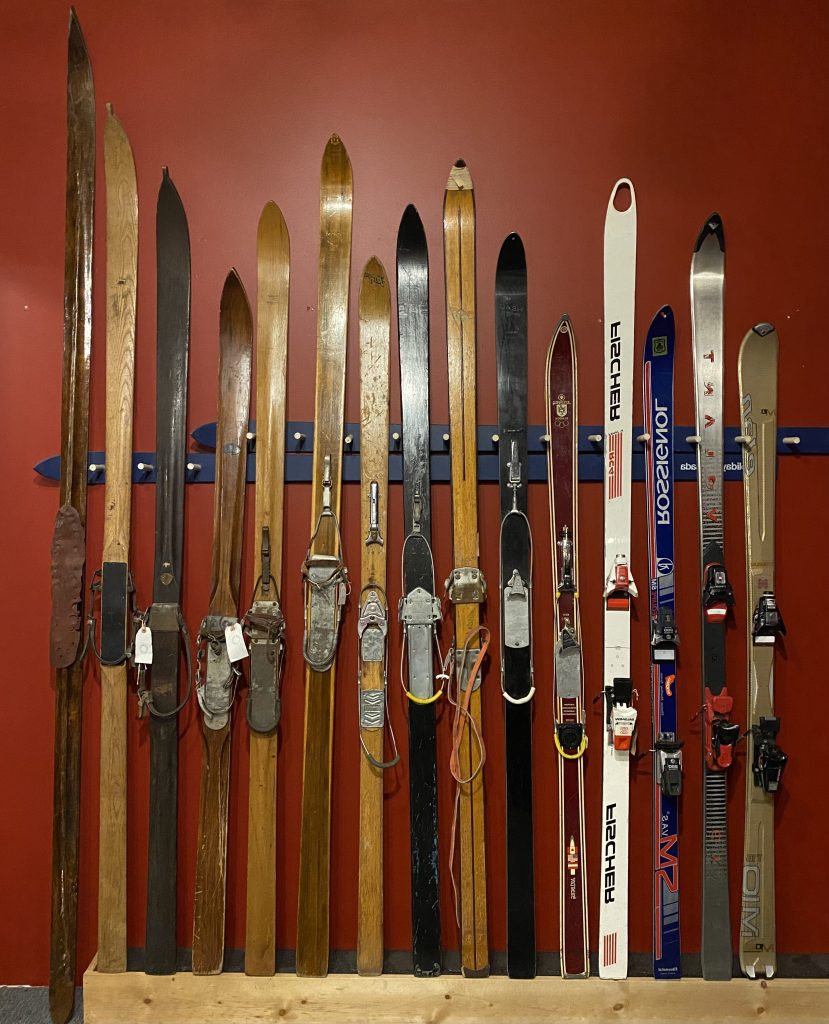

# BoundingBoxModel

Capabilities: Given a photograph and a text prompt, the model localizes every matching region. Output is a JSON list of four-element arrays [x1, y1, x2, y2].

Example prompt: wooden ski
[[244, 202, 289, 977], [357, 257, 396, 976], [49, 9, 94, 1020], [192, 271, 252, 975], [296, 135, 352, 978], [444, 159, 488, 978], [96, 104, 137, 975]]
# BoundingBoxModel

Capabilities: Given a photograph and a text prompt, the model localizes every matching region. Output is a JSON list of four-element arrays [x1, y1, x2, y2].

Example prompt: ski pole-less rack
[[34, 421, 821, 485]]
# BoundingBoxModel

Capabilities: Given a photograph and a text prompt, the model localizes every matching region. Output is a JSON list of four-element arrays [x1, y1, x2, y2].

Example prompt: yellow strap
[[555, 730, 587, 760], [405, 687, 443, 706]]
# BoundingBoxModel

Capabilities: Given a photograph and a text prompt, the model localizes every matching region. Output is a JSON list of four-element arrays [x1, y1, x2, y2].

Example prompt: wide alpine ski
[[296, 134, 352, 978], [547, 315, 589, 979], [96, 105, 138, 975], [49, 11, 94, 1020], [397, 204, 443, 978], [691, 213, 737, 980], [643, 306, 682, 979], [142, 168, 191, 976], [192, 271, 252, 975], [444, 159, 489, 978], [495, 233, 535, 979], [738, 323, 786, 979], [599, 178, 637, 980], [357, 257, 397, 976], [244, 202, 289, 977]]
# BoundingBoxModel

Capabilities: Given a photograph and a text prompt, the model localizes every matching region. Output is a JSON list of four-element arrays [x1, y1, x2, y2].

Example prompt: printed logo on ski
[[657, 557, 674, 576], [653, 400, 671, 524], [603, 803, 617, 903], [741, 861, 761, 938], [608, 321, 622, 422]]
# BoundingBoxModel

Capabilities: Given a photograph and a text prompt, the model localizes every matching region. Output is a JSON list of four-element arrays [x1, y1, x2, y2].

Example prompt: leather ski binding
[[607, 676, 637, 752], [703, 689, 740, 770], [655, 735, 684, 796], [605, 556, 637, 611], [752, 716, 787, 792], [358, 585, 399, 769], [134, 602, 193, 720], [751, 591, 786, 645], [244, 526, 286, 733], [302, 454, 350, 672], [85, 563, 137, 666], [195, 615, 241, 731], [702, 561, 734, 623], [651, 606, 679, 660]]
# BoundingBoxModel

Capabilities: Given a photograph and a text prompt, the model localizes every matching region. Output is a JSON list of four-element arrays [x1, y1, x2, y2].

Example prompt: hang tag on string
[[225, 621, 249, 662], [134, 625, 153, 665]]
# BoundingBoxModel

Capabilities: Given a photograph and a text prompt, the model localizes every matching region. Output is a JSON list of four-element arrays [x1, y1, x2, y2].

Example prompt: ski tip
[[607, 177, 636, 214], [496, 232, 525, 273], [399, 203, 424, 239], [652, 303, 674, 326], [362, 254, 387, 284], [753, 321, 775, 337], [693, 212, 725, 254], [447, 160, 473, 191], [257, 199, 288, 241], [553, 312, 572, 339], [161, 165, 170, 180]]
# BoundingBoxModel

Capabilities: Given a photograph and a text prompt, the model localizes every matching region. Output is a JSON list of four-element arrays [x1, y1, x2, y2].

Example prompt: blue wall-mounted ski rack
[[34, 422, 822, 485]]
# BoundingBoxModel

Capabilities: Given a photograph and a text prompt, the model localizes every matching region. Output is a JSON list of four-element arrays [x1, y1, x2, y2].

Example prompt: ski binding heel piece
[[752, 591, 786, 646], [503, 568, 530, 650], [704, 690, 739, 770], [555, 721, 587, 759], [655, 735, 684, 796], [605, 556, 637, 611], [651, 606, 679, 661], [445, 566, 486, 604], [752, 716, 787, 792], [702, 562, 734, 622]]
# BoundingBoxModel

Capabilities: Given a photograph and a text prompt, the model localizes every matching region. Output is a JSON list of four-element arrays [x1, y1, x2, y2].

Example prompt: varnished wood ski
[[97, 104, 137, 975], [357, 258, 394, 976], [244, 202, 289, 977], [49, 10, 94, 1021], [444, 159, 488, 977], [192, 271, 252, 975], [296, 135, 352, 978]]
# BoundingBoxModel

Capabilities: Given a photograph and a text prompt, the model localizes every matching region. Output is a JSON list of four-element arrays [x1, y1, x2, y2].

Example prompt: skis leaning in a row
[[444, 159, 489, 978], [495, 233, 536, 979], [49, 10, 93, 1021], [192, 271, 252, 975], [599, 178, 638, 980], [296, 134, 352, 977], [643, 306, 682, 979], [547, 315, 589, 979], [142, 168, 191, 976], [244, 202, 289, 976], [738, 322, 786, 979], [691, 213, 737, 981], [397, 205, 443, 978]]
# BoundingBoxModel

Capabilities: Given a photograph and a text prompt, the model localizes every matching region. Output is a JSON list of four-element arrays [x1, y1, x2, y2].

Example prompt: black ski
[[495, 233, 535, 978], [397, 204, 442, 977]]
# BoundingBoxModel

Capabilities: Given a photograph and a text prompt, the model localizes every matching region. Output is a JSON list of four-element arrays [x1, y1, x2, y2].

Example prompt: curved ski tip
[[258, 199, 288, 239], [554, 312, 572, 336], [162, 165, 170, 180], [497, 232, 526, 272], [693, 212, 725, 253], [753, 321, 776, 337], [447, 160, 473, 191], [362, 254, 387, 282], [400, 203, 423, 232], [608, 178, 635, 214]]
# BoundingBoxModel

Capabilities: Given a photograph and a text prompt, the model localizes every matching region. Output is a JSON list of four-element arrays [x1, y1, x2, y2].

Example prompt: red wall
[[3, 0, 828, 985]]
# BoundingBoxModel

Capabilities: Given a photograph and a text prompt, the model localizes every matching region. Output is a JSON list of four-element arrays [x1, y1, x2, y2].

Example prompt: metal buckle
[[445, 566, 486, 604], [358, 588, 387, 664]]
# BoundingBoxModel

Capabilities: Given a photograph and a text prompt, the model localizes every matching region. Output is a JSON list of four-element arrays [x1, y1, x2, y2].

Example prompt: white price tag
[[225, 621, 249, 662], [134, 625, 153, 665]]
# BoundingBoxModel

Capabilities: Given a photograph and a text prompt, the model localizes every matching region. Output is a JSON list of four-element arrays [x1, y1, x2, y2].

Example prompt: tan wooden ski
[[96, 105, 137, 975], [192, 271, 253, 975], [244, 202, 289, 976], [356, 257, 396, 976], [444, 159, 489, 977], [296, 135, 353, 977]]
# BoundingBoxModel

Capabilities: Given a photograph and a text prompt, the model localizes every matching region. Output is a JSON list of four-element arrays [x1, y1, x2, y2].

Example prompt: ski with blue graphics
[[643, 306, 682, 979]]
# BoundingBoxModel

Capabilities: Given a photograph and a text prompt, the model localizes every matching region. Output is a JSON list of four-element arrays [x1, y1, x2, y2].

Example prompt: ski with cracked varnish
[[738, 323, 786, 979], [397, 204, 443, 978], [192, 271, 252, 975], [547, 315, 589, 979], [49, 10, 93, 1021], [357, 257, 397, 976], [691, 213, 737, 980], [296, 134, 352, 978], [244, 202, 289, 976], [444, 159, 489, 978], [496, 233, 536, 979], [599, 178, 637, 980], [142, 168, 191, 976], [643, 306, 682, 979], [95, 104, 138, 975]]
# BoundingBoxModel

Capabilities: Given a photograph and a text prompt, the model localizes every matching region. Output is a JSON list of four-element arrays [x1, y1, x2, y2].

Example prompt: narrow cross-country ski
[[738, 323, 787, 980], [643, 306, 682, 979], [546, 315, 589, 979], [444, 159, 489, 978], [357, 257, 397, 976], [143, 168, 191, 977], [599, 178, 637, 981], [49, 10, 94, 1020], [244, 202, 289, 977], [397, 205, 443, 978], [495, 233, 536, 979], [296, 135, 352, 978], [691, 213, 737, 981], [192, 271, 252, 975], [96, 105, 138, 975]]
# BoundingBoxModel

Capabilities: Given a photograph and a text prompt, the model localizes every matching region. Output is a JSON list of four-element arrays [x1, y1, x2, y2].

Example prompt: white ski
[[599, 178, 637, 980]]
